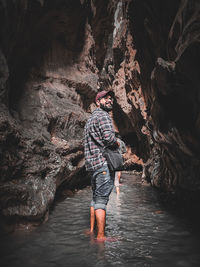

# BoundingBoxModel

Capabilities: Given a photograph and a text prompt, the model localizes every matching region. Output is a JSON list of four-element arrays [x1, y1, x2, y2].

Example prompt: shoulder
[[94, 108, 107, 115], [85, 108, 102, 126], [94, 108, 111, 121]]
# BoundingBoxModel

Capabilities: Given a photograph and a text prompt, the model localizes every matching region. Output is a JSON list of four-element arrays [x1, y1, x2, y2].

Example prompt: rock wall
[[0, 0, 144, 222], [0, 0, 200, 222], [128, 0, 200, 205], [0, 0, 98, 222]]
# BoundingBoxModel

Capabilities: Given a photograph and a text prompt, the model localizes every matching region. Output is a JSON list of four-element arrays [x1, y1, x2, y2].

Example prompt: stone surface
[[128, 0, 200, 201]]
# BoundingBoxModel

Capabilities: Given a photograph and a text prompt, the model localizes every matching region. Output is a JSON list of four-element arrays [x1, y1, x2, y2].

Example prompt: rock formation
[[0, 0, 200, 223], [128, 0, 200, 207]]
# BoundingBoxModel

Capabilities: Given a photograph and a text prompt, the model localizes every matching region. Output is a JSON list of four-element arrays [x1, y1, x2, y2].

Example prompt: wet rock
[[128, 0, 200, 201]]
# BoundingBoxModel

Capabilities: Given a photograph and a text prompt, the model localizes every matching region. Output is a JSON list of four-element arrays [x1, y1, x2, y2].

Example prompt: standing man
[[84, 90, 119, 241]]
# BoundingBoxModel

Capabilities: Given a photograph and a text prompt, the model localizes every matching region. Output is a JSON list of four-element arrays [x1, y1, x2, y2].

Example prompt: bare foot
[[95, 236, 119, 243], [84, 229, 94, 236]]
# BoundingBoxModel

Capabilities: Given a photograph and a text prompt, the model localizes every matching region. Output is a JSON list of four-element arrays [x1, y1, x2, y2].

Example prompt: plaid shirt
[[84, 108, 117, 171]]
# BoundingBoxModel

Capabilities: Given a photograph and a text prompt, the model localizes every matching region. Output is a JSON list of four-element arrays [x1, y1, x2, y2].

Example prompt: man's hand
[[110, 140, 120, 149]]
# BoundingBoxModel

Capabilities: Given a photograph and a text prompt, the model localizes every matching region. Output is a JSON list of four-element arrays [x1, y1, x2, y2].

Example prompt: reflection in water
[[1, 173, 200, 267]]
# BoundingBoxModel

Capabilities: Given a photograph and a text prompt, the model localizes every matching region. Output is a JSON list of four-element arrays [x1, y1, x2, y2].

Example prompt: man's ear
[[96, 100, 100, 107]]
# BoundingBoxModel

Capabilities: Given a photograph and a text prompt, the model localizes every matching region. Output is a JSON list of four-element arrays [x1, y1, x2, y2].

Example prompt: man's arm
[[98, 114, 119, 148]]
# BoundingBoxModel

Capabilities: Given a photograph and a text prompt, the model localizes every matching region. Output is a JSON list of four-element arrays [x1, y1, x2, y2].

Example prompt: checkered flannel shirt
[[84, 108, 117, 171]]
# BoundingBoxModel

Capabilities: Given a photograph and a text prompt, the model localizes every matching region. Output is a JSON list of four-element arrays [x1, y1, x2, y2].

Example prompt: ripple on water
[[1, 174, 200, 267]]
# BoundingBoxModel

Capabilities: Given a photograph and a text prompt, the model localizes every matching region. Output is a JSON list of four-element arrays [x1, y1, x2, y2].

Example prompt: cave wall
[[0, 0, 96, 221], [128, 0, 200, 200], [0, 0, 145, 222], [0, 0, 200, 222]]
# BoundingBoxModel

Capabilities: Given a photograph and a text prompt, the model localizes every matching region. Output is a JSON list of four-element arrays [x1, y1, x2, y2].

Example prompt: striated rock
[[128, 0, 200, 208], [0, 0, 96, 222]]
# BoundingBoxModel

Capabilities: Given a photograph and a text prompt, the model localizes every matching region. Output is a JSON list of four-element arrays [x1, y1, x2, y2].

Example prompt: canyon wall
[[128, 0, 200, 206], [0, 0, 200, 222]]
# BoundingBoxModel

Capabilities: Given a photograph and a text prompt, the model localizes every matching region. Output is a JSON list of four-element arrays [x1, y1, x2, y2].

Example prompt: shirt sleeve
[[98, 113, 117, 147], [120, 139, 127, 154]]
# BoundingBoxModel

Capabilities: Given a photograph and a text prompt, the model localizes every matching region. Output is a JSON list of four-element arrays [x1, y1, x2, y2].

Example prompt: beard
[[100, 102, 113, 112]]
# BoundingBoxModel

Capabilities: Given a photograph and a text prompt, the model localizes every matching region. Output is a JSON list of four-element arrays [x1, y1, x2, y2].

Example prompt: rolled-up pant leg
[[90, 164, 114, 210]]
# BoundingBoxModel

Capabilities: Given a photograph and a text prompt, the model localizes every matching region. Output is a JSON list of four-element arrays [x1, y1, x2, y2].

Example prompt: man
[[84, 90, 119, 241]]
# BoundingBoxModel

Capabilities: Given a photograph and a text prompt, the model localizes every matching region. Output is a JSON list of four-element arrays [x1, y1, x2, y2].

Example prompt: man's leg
[[90, 206, 95, 233], [94, 164, 115, 240], [87, 174, 96, 235], [118, 171, 121, 183], [115, 171, 120, 194], [95, 209, 106, 240]]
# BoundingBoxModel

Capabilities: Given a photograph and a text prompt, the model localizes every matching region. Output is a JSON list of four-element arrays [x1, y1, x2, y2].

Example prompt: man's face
[[98, 95, 113, 112]]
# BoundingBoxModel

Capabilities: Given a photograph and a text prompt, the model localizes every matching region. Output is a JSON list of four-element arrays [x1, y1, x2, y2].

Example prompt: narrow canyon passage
[[1, 172, 200, 267]]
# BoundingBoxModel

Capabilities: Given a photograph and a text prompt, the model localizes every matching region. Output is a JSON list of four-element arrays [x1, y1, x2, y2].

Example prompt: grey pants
[[90, 163, 115, 210]]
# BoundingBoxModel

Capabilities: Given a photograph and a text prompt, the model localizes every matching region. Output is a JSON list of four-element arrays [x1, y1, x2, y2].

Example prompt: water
[[1, 173, 200, 267]]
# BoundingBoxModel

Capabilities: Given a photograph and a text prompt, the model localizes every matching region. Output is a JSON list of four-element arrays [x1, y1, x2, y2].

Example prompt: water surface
[[1, 173, 200, 267]]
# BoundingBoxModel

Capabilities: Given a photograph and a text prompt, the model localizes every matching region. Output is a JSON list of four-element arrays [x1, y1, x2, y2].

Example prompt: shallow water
[[1, 173, 200, 267]]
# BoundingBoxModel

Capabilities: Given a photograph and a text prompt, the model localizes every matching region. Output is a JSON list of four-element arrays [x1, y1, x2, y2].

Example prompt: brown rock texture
[[0, 0, 98, 222], [128, 0, 200, 206], [0, 0, 200, 222]]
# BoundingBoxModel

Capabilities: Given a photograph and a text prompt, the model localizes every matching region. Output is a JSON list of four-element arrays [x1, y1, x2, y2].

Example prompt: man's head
[[95, 90, 114, 112]]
